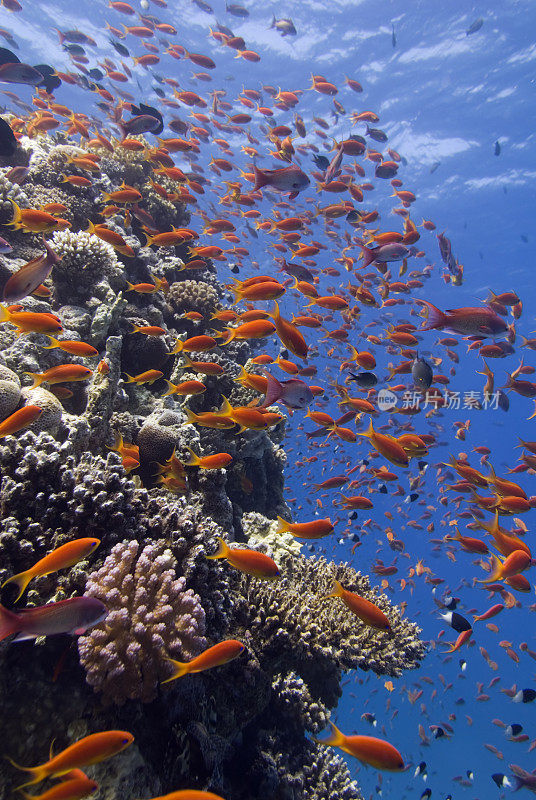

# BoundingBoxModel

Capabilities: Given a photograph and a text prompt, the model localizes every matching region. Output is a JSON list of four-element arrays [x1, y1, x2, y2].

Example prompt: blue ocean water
[[0, 0, 535, 798]]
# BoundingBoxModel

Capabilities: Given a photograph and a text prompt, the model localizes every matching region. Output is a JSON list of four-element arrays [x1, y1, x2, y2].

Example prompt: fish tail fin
[[206, 536, 228, 560], [478, 553, 504, 584], [1, 570, 32, 603], [0, 603, 19, 642], [220, 329, 234, 345], [162, 380, 177, 397], [218, 396, 233, 416], [269, 14, 276, 28], [276, 515, 289, 534], [161, 657, 189, 683], [183, 407, 198, 425], [123, 373, 134, 383], [261, 370, 282, 408], [417, 300, 447, 331], [8, 199, 22, 228], [253, 164, 268, 192], [234, 365, 248, 384], [315, 721, 345, 747], [359, 245, 376, 268], [0, 304, 11, 323], [184, 446, 201, 466], [143, 232, 154, 246], [502, 372, 514, 390], [325, 578, 344, 599], [23, 372, 43, 389], [42, 336, 59, 350], [5, 756, 45, 790]]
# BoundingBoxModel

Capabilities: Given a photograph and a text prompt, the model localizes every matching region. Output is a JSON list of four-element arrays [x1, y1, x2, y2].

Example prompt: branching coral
[[78, 540, 206, 704]]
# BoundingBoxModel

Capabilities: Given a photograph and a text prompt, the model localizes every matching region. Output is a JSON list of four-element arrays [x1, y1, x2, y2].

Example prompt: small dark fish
[[33, 63, 61, 93], [63, 43, 85, 55], [404, 493, 419, 503], [88, 68, 104, 81], [349, 511, 358, 520], [443, 596, 458, 610], [378, 484, 388, 494], [216, 22, 234, 36], [494, 140, 501, 156], [366, 125, 388, 142], [466, 18, 484, 35], [154, 87, 165, 99], [466, 770, 474, 781], [270, 16, 296, 36], [56, 29, 96, 45], [505, 724, 523, 738], [391, 23, 396, 47], [491, 773, 511, 789], [439, 611, 472, 633], [497, 389, 509, 411], [459, 658, 466, 671], [226, 3, 249, 17], [312, 154, 329, 170], [420, 790, 431, 800], [430, 161, 441, 174], [513, 688, 536, 704], [349, 134, 366, 145], [433, 727, 446, 739], [346, 210, 360, 224], [414, 761, 427, 778], [418, 460, 428, 472], [230, 265, 240, 274], [110, 39, 130, 57], [347, 371, 377, 389], [521, 234, 528, 243], [0, 116, 17, 157], [192, 0, 214, 12], [412, 356, 433, 389]]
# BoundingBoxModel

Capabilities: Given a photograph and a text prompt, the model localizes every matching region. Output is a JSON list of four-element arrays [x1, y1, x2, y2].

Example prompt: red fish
[[253, 164, 310, 198], [0, 597, 107, 642]]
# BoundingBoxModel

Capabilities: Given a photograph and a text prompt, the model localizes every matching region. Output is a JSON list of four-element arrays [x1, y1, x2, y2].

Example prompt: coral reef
[[0, 128, 425, 800], [78, 540, 206, 704]]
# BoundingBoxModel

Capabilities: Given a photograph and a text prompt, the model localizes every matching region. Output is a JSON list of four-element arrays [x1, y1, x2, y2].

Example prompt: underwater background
[[0, 0, 535, 799]]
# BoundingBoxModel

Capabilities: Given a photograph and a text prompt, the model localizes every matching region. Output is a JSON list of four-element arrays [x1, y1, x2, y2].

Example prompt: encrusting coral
[[78, 540, 207, 704]]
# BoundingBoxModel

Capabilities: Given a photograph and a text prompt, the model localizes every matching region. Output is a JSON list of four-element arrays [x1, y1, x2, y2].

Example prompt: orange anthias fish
[[325, 580, 391, 630], [0, 406, 43, 439], [7, 200, 70, 233], [277, 516, 334, 539], [123, 370, 163, 385], [141, 792, 225, 800], [18, 774, 98, 800], [184, 448, 232, 469], [43, 337, 99, 357], [315, 722, 404, 771], [8, 731, 134, 789], [359, 419, 409, 468], [2, 538, 100, 602], [25, 364, 93, 388], [162, 640, 245, 682], [206, 536, 279, 578], [0, 304, 63, 335], [478, 550, 531, 583]]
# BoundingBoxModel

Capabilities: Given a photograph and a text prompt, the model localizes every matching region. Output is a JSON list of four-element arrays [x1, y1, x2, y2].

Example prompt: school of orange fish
[[0, 0, 534, 798]]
